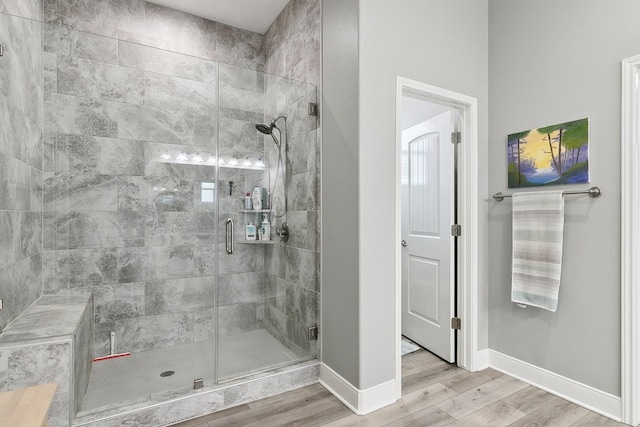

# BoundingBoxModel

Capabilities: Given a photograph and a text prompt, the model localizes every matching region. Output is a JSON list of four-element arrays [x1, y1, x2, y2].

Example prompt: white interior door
[[401, 110, 455, 363]]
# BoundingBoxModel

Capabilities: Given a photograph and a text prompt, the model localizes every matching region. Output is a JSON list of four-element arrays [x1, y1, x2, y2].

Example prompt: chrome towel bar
[[493, 186, 602, 201]]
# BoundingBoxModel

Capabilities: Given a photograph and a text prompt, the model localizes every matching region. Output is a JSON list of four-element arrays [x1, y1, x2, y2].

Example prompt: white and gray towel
[[511, 190, 565, 312]]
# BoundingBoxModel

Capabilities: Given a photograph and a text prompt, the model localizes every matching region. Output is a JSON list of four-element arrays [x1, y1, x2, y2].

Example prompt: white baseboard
[[319, 363, 397, 415], [474, 348, 490, 371], [488, 350, 621, 421]]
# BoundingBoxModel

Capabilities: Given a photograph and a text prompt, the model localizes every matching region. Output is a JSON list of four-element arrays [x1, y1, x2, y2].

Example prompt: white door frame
[[621, 54, 640, 427], [394, 77, 480, 398]]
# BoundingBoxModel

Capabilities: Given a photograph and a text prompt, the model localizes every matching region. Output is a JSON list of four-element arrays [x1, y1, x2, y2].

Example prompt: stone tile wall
[[41, 0, 268, 356], [262, 0, 321, 356], [0, 1, 44, 332]]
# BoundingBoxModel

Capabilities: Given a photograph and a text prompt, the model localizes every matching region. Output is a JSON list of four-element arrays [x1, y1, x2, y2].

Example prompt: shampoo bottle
[[245, 222, 257, 240], [251, 186, 262, 210], [244, 192, 252, 210], [260, 214, 271, 241]]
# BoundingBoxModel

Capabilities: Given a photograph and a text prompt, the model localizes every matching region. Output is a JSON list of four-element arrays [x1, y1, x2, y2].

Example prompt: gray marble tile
[[31, 167, 43, 212], [7, 343, 71, 390], [288, 170, 316, 211], [285, 210, 317, 251], [53, 132, 144, 176], [218, 303, 261, 335], [57, 211, 145, 249], [116, 245, 195, 284], [43, 172, 118, 212], [117, 103, 195, 145], [0, 93, 43, 169], [264, 243, 286, 278], [193, 114, 217, 148], [219, 85, 264, 120], [43, 248, 118, 292], [117, 176, 195, 213], [0, 349, 7, 391], [45, 92, 118, 138], [74, 296, 94, 418], [94, 282, 145, 323], [57, 55, 145, 105], [43, 211, 57, 250], [285, 247, 318, 292], [289, 129, 317, 175], [0, 152, 31, 210], [0, 0, 42, 20], [194, 243, 215, 277], [144, 2, 217, 57], [216, 22, 264, 65], [218, 272, 264, 305], [0, 254, 42, 333], [108, 312, 195, 353], [285, 95, 318, 140], [192, 307, 215, 342], [0, 212, 20, 269], [145, 211, 215, 247], [219, 117, 264, 160], [143, 72, 217, 114], [51, 0, 145, 36], [145, 276, 214, 316], [117, 41, 218, 84], [20, 211, 42, 258], [44, 21, 118, 65], [218, 242, 263, 275], [219, 63, 264, 93]]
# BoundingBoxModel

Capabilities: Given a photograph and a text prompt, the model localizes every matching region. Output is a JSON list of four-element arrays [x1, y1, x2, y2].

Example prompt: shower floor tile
[[81, 329, 301, 413]]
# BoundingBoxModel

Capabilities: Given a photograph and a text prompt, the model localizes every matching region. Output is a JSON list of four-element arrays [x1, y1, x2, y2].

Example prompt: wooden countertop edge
[[0, 383, 58, 427]]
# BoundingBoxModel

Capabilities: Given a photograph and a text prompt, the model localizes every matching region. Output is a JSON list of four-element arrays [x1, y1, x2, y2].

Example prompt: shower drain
[[160, 370, 175, 377]]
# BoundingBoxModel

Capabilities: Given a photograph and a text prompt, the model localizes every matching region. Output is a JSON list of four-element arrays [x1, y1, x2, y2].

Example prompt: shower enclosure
[[34, 0, 321, 419]]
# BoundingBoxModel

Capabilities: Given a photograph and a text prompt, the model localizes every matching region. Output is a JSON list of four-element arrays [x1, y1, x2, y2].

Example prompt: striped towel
[[511, 190, 565, 312]]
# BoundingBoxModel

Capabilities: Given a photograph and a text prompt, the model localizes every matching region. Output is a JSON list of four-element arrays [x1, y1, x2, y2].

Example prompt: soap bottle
[[251, 186, 262, 210], [244, 192, 252, 210], [245, 222, 257, 240], [260, 214, 271, 241]]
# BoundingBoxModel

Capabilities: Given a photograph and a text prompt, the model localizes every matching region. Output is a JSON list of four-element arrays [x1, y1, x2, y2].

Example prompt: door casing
[[394, 77, 480, 398]]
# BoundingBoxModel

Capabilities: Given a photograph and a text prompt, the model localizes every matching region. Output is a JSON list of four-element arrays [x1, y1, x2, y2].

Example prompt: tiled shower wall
[[0, 1, 44, 332], [262, 0, 321, 355], [41, 0, 269, 356]]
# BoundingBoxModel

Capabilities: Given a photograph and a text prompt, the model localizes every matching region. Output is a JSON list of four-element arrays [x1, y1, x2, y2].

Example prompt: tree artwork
[[507, 118, 589, 188]]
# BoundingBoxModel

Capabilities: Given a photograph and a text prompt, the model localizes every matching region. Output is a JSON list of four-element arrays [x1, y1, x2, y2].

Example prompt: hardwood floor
[[170, 348, 624, 427]]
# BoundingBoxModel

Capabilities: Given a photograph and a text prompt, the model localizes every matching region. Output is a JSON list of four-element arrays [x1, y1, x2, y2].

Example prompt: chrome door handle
[[226, 218, 234, 254], [401, 240, 407, 247]]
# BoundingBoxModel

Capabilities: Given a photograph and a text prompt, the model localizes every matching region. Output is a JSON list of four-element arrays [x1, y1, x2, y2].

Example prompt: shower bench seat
[[0, 292, 94, 427]]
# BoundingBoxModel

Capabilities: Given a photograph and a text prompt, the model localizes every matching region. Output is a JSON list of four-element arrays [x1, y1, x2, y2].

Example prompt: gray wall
[[358, 0, 489, 389], [0, 1, 44, 331], [488, 0, 640, 395], [321, 0, 361, 387]]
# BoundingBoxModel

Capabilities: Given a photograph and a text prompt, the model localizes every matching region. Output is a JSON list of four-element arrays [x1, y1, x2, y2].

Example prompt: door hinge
[[307, 325, 318, 340], [451, 224, 461, 237], [451, 131, 461, 144], [451, 317, 461, 330]]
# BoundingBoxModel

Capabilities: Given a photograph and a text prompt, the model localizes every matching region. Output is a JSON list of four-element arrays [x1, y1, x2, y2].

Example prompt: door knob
[[401, 240, 407, 247]]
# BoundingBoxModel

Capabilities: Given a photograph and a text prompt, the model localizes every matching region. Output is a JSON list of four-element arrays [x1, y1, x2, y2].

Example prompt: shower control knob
[[401, 240, 407, 247]]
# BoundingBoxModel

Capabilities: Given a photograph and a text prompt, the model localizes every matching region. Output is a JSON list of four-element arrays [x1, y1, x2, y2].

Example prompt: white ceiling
[[147, 0, 290, 34]]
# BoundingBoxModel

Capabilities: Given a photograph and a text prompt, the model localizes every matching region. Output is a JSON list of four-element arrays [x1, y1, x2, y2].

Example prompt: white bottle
[[244, 192, 252, 210], [245, 222, 257, 240], [251, 186, 262, 210], [260, 214, 271, 241]]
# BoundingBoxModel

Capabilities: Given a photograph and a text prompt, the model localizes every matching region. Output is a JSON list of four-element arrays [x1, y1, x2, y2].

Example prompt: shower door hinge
[[451, 131, 461, 144], [451, 317, 461, 330], [308, 102, 318, 116], [0, 44, 4, 57], [451, 224, 461, 237], [307, 325, 318, 340]]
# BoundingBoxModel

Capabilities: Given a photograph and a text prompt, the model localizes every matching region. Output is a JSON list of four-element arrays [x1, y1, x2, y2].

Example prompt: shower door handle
[[226, 218, 234, 254]]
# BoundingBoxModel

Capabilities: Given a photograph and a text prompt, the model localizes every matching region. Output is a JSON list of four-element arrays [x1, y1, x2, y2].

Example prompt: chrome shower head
[[255, 123, 273, 135]]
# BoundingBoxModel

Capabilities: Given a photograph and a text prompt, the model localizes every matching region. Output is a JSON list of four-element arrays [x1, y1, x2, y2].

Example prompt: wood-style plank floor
[[170, 348, 624, 427]]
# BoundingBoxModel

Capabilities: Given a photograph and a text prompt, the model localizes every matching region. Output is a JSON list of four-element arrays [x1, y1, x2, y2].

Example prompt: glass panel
[[216, 68, 319, 382], [409, 133, 440, 236]]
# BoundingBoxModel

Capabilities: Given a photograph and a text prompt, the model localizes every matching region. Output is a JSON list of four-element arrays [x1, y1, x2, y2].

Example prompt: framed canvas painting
[[507, 118, 589, 188]]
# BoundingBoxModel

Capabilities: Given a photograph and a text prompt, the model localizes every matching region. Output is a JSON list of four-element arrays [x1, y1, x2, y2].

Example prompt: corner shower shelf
[[237, 240, 275, 245], [239, 209, 271, 213]]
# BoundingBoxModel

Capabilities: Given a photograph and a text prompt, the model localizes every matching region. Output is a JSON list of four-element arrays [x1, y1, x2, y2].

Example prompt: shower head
[[255, 123, 273, 135], [256, 122, 281, 147]]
